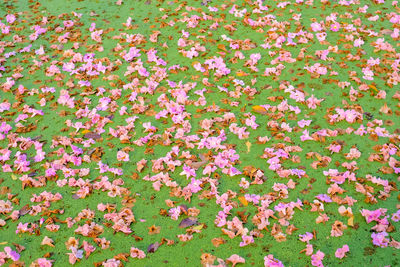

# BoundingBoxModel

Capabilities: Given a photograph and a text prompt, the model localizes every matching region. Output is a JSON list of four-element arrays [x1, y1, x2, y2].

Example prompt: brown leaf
[[217, 44, 227, 51], [84, 132, 101, 140], [114, 253, 130, 262], [147, 242, 160, 253], [41, 236, 55, 247], [179, 218, 198, 228], [19, 204, 31, 216], [89, 147, 104, 162], [148, 225, 161, 235], [211, 237, 226, 247], [12, 243, 25, 253]]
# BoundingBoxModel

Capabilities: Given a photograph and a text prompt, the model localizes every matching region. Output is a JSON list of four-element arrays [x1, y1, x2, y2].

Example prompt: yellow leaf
[[238, 196, 248, 206], [348, 216, 354, 226], [11, 174, 17, 181], [192, 224, 204, 231], [245, 141, 251, 153], [252, 105, 268, 115]]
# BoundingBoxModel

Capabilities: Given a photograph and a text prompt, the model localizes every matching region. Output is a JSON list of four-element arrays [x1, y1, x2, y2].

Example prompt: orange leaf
[[348, 216, 354, 227], [211, 237, 226, 247], [369, 84, 378, 92], [236, 70, 248, 77], [217, 44, 227, 51], [238, 196, 248, 206], [252, 105, 268, 115]]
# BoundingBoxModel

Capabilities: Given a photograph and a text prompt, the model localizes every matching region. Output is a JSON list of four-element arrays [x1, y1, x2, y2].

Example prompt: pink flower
[[239, 235, 254, 247], [371, 232, 389, 248], [354, 38, 364, 47], [327, 144, 341, 153], [6, 14, 16, 24], [226, 254, 245, 267], [335, 245, 349, 259], [330, 22, 340, 32], [311, 250, 325, 266], [299, 232, 313, 243], [311, 22, 322, 32], [4, 247, 20, 261], [37, 258, 53, 267], [67, 247, 83, 264], [264, 254, 284, 267], [180, 164, 196, 179], [130, 247, 146, 259], [116, 151, 129, 162]]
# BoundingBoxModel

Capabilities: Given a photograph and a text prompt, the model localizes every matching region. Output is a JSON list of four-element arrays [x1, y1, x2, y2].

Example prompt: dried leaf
[[236, 70, 248, 77], [147, 242, 160, 253], [179, 218, 198, 228], [41, 236, 55, 247], [369, 84, 378, 92], [12, 243, 25, 253], [245, 141, 251, 153], [217, 44, 227, 51], [148, 225, 161, 235], [252, 105, 268, 115], [211, 237, 226, 247], [114, 253, 130, 262], [348, 216, 354, 227], [84, 132, 101, 140], [238, 196, 248, 206], [381, 29, 393, 35], [19, 204, 31, 216], [192, 224, 204, 231]]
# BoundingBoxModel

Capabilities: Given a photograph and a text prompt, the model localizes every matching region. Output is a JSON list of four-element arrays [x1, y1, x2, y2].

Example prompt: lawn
[[0, 0, 399, 266]]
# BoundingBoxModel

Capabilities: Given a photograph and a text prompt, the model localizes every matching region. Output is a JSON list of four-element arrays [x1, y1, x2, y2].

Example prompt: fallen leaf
[[236, 70, 248, 77], [84, 132, 101, 140], [245, 141, 251, 153], [369, 84, 378, 92], [19, 204, 31, 216], [211, 237, 226, 247], [179, 218, 198, 228], [41, 236, 55, 247], [238, 196, 248, 206], [192, 224, 204, 231], [252, 105, 268, 115], [217, 44, 227, 51], [148, 225, 161, 235], [147, 242, 160, 253]]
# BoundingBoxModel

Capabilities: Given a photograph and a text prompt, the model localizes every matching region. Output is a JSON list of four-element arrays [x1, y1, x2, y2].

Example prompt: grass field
[[0, 0, 399, 266]]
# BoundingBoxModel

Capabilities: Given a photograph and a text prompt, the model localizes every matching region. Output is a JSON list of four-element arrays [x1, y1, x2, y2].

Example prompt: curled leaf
[[211, 237, 226, 247], [251, 105, 268, 115], [84, 132, 101, 140], [179, 218, 198, 228], [217, 44, 227, 51], [147, 242, 160, 253], [41, 236, 55, 247], [19, 204, 31, 216]]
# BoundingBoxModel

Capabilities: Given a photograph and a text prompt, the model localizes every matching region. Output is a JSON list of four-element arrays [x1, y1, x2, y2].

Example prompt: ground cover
[[0, 0, 399, 266]]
